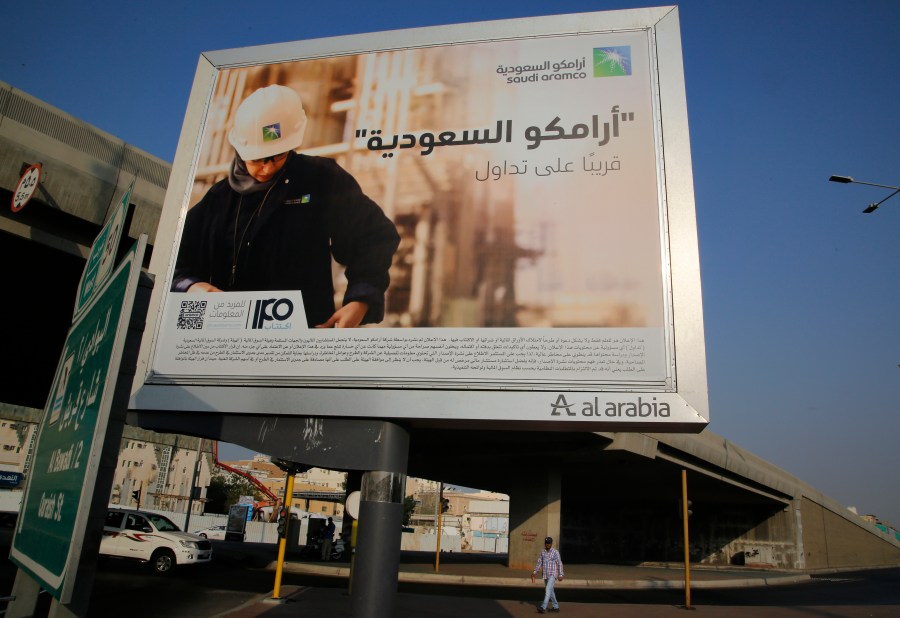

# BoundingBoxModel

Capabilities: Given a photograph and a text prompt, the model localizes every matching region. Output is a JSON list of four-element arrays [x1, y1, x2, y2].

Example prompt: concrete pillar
[[507, 464, 562, 570]]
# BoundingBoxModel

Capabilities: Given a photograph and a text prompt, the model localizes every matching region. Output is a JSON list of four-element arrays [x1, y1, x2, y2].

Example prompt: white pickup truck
[[101, 508, 212, 574]]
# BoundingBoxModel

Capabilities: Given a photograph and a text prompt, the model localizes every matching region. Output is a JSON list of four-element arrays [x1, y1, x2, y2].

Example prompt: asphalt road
[[78, 563, 900, 618], [1, 532, 898, 617]]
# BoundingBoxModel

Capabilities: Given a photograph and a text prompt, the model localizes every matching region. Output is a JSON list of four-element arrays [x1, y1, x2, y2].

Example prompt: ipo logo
[[262, 122, 282, 142], [251, 298, 294, 329], [593, 47, 631, 77]]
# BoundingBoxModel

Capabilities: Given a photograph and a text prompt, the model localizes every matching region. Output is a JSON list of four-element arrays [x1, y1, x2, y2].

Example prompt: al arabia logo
[[262, 122, 282, 142], [593, 47, 631, 77], [550, 394, 575, 416]]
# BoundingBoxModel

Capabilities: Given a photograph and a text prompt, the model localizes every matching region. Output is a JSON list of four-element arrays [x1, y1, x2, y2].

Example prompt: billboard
[[137, 6, 707, 429]]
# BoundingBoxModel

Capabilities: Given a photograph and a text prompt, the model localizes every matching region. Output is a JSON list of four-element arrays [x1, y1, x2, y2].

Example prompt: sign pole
[[6, 570, 41, 618]]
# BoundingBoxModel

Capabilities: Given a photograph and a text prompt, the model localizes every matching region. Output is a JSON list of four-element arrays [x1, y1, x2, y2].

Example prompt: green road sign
[[10, 243, 143, 601], [73, 179, 134, 319]]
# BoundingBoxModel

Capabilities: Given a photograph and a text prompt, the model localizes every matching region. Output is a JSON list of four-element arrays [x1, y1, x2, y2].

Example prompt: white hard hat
[[228, 85, 307, 161]]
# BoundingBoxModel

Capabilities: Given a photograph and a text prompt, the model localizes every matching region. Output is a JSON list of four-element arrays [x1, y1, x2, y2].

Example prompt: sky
[[3, 1, 898, 525]]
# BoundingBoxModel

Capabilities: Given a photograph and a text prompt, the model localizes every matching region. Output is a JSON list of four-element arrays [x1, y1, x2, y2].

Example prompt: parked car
[[101, 508, 212, 574], [194, 525, 227, 540], [195, 524, 245, 541]]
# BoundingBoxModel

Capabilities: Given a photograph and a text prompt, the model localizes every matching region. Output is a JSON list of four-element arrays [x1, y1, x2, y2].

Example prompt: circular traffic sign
[[11, 164, 42, 212], [345, 491, 360, 519]]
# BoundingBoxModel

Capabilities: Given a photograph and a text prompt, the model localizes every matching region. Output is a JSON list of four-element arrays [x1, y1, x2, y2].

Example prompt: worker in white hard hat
[[172, 85, 400, 328]]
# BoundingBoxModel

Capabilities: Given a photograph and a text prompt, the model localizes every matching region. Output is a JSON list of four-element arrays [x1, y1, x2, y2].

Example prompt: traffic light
[[678, 499, 693, 518], [440, 498, 450, 514], [276, 507, 288, 537], [131, 489, 140, 503]]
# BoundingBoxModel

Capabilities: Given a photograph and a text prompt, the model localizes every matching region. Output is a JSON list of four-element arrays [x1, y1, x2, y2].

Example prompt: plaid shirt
[[533, 547, 564, 580]]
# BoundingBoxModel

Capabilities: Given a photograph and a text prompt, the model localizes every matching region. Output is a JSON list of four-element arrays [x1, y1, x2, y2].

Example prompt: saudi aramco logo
[[262, 122, 282, 142], [593, 47, 631, 77]]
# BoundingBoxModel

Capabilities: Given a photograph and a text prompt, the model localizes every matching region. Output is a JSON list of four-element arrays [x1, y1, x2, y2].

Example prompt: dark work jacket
[[172, 153, 400, 326]]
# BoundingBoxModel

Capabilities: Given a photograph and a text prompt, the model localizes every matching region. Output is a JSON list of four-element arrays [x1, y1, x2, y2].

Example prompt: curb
[[274, 561, 811, 590], [211, 585, 308, 618]]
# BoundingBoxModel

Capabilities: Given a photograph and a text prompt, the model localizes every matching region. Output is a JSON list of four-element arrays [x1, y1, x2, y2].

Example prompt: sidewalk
[[216, 548, 810, 617], [276, 553, 810, 590]]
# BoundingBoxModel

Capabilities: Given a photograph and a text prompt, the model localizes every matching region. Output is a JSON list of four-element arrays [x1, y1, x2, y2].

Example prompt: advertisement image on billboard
[[138, 7, 707, 430]]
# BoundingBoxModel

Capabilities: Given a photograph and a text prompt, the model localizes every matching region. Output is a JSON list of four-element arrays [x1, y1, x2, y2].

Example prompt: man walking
[[531, 536, 564, 613]]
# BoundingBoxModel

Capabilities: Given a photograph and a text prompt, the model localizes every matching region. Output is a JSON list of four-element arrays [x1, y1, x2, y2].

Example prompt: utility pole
[[272, 471, 296, 601], [681, 469, 693, 610], [435, 482, 444, 572]]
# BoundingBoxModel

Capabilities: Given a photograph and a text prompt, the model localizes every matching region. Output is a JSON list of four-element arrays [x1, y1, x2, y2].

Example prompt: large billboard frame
[[134, 6, 708, 431]]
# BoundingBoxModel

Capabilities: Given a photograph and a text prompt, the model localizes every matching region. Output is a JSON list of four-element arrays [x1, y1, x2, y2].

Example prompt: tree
[[205, 473, 264, 514], [402, 495, 417, 526]]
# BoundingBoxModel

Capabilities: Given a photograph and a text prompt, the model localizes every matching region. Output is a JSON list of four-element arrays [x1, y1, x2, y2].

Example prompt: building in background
[[111, 430, 213, 514], [404, 478, 510, 551], [0, 404, 212, 515]]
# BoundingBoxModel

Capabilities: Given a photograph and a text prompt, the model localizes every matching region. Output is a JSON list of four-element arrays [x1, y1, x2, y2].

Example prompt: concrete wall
[[471, 536, 509, 553], [400, 532, 462, 553], [801, 497, 900, 570], [507, 466, 561, 570], [696, 503, 800, 569]]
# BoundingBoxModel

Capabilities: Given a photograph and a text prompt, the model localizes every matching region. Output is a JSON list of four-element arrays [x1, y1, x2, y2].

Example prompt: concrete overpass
[[403, 427, 900, 571], [0, 80, 165, 411]]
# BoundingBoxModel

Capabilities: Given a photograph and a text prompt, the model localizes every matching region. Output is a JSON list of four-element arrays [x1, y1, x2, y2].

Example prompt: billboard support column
[[350, 423, 408, 618]]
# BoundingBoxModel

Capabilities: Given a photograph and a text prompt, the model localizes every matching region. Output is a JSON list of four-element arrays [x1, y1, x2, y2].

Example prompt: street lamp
[[829, 175, 900, 214]]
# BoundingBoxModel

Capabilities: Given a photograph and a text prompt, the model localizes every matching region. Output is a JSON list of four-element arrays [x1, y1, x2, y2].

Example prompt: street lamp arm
[[829, 175, 900, 213], [867, 187, 900, 209], [849, 180, 900, 191], [829, 175, 900, 191]]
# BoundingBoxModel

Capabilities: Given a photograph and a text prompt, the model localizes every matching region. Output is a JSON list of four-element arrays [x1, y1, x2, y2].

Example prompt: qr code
[[177, 300, 207, 329]]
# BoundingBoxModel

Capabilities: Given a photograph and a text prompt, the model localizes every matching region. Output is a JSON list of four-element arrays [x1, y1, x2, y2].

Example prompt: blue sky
[[4, 1, 898, 525]]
